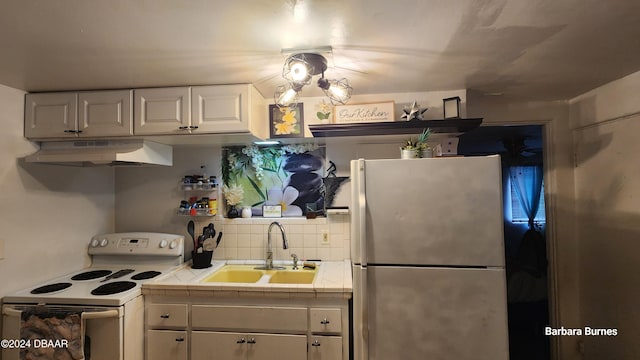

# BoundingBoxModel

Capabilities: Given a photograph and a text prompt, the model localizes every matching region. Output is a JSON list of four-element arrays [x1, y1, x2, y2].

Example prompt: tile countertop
[[142, 259, 353, 299]]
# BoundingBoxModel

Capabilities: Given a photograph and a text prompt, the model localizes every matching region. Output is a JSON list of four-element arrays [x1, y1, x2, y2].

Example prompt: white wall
[[570, 71, 640, 359], [0, 84, 115, 303]]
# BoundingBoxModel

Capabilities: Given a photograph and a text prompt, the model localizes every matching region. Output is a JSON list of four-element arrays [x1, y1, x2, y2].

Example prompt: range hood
[[25, 139, 173, 167]]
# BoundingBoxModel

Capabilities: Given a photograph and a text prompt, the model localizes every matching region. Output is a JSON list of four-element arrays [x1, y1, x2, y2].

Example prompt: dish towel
[[20, 309, 85, 360]]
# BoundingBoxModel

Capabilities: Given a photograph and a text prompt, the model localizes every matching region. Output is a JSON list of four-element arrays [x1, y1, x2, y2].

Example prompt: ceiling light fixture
[[274, 52, 353, 108]]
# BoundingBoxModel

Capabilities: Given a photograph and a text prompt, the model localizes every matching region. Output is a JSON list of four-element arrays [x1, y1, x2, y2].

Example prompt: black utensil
[[187, 220, 196, 249], [215, 232, 223, 248], [208, 223, 215, 238]]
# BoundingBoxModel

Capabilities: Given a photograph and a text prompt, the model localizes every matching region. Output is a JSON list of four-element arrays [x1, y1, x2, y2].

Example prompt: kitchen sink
[[268, 270, 316, 284], [201, 264, 318, 284], [202, 267, 265, 283]]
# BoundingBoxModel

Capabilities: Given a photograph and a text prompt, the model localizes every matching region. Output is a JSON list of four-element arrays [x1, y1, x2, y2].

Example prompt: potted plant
[[400, 128, 432, 159]]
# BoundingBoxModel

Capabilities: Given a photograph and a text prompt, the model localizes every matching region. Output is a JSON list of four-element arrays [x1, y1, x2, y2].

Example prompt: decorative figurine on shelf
[[401, 101, 428, 121]]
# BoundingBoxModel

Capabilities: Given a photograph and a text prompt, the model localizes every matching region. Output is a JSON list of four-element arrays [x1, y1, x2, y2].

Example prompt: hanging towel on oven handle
[[20, 308, 86, 360]]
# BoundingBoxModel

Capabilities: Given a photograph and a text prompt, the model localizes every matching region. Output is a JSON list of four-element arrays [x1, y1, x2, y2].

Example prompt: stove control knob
[[159, 239, 168, 248], [100, 238, 109, 247], [169, 240, 178, 249], [90, 239, 100, 248]]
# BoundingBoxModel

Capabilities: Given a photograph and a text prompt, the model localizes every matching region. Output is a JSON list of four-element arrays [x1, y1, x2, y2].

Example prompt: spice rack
[[177, 174, 219, 217]]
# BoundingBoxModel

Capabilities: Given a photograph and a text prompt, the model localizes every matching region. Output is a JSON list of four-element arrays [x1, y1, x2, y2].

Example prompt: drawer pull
[[320, 318, 330, 325], [236, 338, 246, 344], [311, 340, 321, 347], [175, 337, 185, 342], [160, 314, 170, 319], [247, 338, 256, 344]]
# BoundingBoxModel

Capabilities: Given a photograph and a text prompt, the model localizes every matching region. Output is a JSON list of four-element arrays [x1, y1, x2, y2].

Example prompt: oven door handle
[[3, 307, 120, 319]]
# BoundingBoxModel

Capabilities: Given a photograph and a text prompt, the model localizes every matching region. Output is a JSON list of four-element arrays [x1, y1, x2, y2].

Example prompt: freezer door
[[358, 155, 505, 267], [361, 266, 509, 360]]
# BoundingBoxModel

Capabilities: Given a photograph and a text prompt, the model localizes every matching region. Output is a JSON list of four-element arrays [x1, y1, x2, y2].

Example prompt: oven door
[[2, 303, 126, 360]]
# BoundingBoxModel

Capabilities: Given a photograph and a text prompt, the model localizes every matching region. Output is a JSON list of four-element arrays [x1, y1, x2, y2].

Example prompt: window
[[509, 166, 546, 223]]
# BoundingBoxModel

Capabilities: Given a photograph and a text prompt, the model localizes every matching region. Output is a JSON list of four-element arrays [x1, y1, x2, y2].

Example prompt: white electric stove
[[2, 232, 185, 360]]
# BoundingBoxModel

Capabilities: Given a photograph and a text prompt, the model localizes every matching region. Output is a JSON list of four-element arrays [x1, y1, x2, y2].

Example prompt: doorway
[[458, 125, 551, 360]]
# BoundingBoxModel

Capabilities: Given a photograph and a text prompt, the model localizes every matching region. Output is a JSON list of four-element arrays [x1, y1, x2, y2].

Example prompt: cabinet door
[[24, 92, 78, 138], [191, 84, 249, 133], [308, 336, 343, 360], [249, 333, 307, 360], [146, 330, 187, 360], [134, 87, 190, 135], [78, 90, 133, 137], [191, 331, 246, 360]]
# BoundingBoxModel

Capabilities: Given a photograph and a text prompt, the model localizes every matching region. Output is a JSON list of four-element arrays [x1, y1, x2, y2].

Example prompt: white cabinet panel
[[24, 92, 77, 138], [191, 85, 248, 133], [78, 90, 133, 136], [146, 330, 187, 360], [308, 336, 343, 360], [134, 87, 190, 135], [192, 331, 306, 360], [310, 308, 342, 334], [146, 303, 188, 329]]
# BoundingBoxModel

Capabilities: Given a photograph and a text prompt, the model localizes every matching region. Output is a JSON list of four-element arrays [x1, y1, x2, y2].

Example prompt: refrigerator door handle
[[354, 265, 369, 360], [357, 159, 367, 266]]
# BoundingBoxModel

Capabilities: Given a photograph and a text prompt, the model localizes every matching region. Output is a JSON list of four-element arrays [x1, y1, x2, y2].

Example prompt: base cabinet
[[147, 330, 188, 360], [145, 296, 350, 360], [192, 331, 307, 360]]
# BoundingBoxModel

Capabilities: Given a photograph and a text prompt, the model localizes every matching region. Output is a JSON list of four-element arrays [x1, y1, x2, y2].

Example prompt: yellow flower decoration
[[275, 109, 298, 135]]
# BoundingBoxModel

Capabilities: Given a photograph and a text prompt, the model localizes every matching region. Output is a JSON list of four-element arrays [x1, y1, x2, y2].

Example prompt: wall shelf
[[308, 118, 482, 138]]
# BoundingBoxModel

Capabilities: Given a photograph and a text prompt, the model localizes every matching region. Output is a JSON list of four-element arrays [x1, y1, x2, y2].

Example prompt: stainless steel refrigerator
[[351, 155, 509, 360]]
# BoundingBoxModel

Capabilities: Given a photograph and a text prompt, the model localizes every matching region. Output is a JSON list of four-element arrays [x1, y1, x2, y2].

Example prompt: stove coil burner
[[71, 270, 113, 281], [91, 281, 137, 296], [30, 282, 73, 294], [131, 271, 162, 280]]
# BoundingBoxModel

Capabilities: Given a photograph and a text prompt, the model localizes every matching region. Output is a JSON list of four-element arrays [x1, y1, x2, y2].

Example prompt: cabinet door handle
[[175, 337, 185, 342], [236, 338, 246, 344], [320, 318, 330, 325], [63, 130, 81, 134], [178, 126, 190, 130], [247, 338, 256, 344], [189, 125, 199, 130], [160, 314, 170, 319], [311, 340, 321, 347]]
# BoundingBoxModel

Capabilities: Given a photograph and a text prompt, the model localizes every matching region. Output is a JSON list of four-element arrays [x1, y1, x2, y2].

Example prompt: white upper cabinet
[[134, 84, 266, 137], [24, 92, 78, 138], [25, 84, 266, 140], [78, 90, 133, 137], [191, 84, 248, 133], [24, 90, 133, 139], [134, 87, 191, 135]]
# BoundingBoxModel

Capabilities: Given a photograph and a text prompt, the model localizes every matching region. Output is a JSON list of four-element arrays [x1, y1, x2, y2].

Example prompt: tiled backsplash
[[207, 215, 350, 262]]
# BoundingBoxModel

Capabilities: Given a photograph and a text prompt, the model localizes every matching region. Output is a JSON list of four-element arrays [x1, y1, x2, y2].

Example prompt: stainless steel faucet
[[261, 221, 288, 270]]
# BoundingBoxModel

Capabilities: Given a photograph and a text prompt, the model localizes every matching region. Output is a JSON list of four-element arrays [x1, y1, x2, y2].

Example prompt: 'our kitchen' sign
[[334, 101, 395, 123]]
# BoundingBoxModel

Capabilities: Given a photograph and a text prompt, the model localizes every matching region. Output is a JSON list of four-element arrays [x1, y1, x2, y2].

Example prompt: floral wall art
[[269, 104, 304, 138], [222, 144, 325, 217]]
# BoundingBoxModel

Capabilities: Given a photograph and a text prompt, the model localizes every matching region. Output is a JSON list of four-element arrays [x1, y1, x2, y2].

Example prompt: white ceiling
[[1, 0, 640, 101]]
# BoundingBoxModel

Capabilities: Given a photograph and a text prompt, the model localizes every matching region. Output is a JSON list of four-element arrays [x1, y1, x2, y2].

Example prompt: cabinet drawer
[[147, 304, 188, 328], [191, 305, 307, 332], [310, 308, 342, 334]]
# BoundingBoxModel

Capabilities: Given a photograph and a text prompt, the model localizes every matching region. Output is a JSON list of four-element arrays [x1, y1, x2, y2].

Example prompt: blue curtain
[[509, 165, 544, 228]]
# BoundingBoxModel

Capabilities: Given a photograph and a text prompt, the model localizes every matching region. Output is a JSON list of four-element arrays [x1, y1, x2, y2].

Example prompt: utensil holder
[[191, 250, 213, 269]]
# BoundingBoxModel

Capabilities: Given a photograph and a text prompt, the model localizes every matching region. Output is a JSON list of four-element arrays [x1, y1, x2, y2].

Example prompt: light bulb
[[289, 62, 309, 82]]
